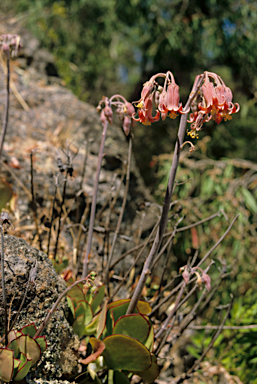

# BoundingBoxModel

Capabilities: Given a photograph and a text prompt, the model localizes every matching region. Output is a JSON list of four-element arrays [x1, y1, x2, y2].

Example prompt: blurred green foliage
[[1, 0, 257, 176], [189, 289, 257, 384], [154, 149, 257, 383]]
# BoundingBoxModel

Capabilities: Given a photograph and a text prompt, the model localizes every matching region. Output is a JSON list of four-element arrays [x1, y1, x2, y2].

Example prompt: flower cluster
[[0, 34, 22, 59], [97, 95, 135, 136], [187, 71, 240, 138], [133, 70, 240, 138], [133, 71, 188, 126], [180, 265, 211, 292]]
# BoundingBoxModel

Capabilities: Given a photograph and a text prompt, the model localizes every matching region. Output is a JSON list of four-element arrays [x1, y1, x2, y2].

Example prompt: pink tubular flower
[[182, 269, 190, 285], [201, 272, 211, 292], [97, 95, 136, 135], [187, 71, 240, 139], [135, 80, 155, 109], [133, 94, 160, 125], [133, 71, 188, 125], [159, 82, 185, 119], [122, 102, 135, 135], [198, 72, 240, 125], [158, 90, 168, 120], [0, 34, 22, 58], [103, 106, 113, 125]]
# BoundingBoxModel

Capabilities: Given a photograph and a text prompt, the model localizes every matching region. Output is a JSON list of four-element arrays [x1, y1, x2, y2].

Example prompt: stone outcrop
[[0, 234, 80, 379]]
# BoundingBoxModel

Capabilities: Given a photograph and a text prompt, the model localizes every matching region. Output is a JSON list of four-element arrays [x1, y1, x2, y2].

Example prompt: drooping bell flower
[[198, 72, 240, 125], [103, 106, 113, 125], [135, 80, 155, 109], [133, 94, 160, 125], [158, 81, 187, 119], [0, 34, 22, 58], [122, 102, 135, 135]]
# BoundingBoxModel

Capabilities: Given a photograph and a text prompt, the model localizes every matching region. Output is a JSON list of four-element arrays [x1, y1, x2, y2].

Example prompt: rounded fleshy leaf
[[67, 295, 76, 316], [73, 313, 86, 338], [8, 330, 17, 344], [96, 298, 108, 339], [113, 370, 130, 384], [20, 323, 37, 337], [16, 335, 41, 366], [113, 314, 150, 344], [75, 300, 93, 324], [35, 336, 47, 353], [144, 323, 154, 352], [133, 353, 160, 383], [0, 348, 14, 382], [14, 352, 32, 381], [80, 338, 105, 365], [104, 309, 115, 337], [84, 311, 101, 336], [108, 301, 131, 323], [108, 299, 151, 314], [102, 335, 151, 371], [91, 285, 105, 314], [107, 299, 130, 311], [137, 301, 151, 315], [7, 338, 20, 358], [67, 282, 84, 303]]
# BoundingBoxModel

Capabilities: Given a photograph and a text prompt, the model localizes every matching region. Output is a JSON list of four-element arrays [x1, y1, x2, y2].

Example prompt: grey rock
[[0, 234, 80, 379]]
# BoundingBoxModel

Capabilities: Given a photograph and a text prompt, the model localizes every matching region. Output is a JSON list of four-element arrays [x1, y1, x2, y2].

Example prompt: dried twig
[[82, 118, 109, 278], [105, 134, 133, 284]]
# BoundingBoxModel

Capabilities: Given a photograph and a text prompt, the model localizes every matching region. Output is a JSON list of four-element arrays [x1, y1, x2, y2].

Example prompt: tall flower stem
[[0, 57, 10, 160], [126, 75, 203, 315], [0, 226, 8, 346], [82, 119, 109, 278]]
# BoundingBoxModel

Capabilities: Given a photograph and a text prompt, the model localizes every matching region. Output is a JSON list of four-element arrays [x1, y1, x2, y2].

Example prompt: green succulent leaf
[[16, 335, 41, 366], [136, 301, 151, 315], [67, 295, 76, 316], [0, 348, 14, 382], [35, 336, 47, 353], [20, 323, 37, 338], [108, 301, 135, 326], [91, 285, 105, 314], [13, 357, 20, 378], [76, 300, 93, 325], [112, 314, 150, 344], [104, 309, 115, 338], [96, 298, 108, 339], [132, 353, 160, 383], [113, 370, 130, 384], [8, 330, 17, 344], [7, 338, 20, 358], [107, 299, 151, 318], [84, 312, 101, 336], [67, 282, 85, 303], [102, 334, 151, 372], [14, 358, 21, 369], [144, 323, 154, 352], [73, 313, 86, 338], [14, 352, 32, 381]]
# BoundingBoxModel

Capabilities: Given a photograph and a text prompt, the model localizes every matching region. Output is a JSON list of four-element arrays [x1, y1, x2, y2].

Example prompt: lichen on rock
[[0, 234, 80, 380]]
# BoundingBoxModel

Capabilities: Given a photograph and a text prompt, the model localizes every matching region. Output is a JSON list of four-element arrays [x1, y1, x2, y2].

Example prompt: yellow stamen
[[187, 129, 199, 139], [142, 120, 151, 126], [169, 111, 178, 119], [137, 101, 144, 109]]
